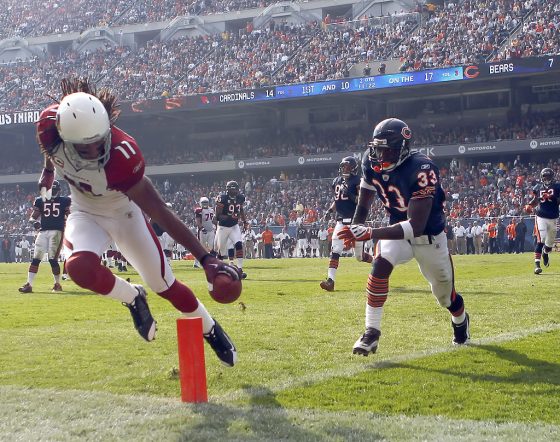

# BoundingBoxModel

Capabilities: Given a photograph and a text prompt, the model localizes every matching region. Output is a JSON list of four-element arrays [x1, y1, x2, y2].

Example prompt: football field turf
[[1, 254, 559, 441]]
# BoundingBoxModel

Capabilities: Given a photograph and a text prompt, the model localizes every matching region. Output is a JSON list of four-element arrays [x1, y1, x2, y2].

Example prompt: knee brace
[[49, 259, 61, 275], [66, 252, 115, 294]]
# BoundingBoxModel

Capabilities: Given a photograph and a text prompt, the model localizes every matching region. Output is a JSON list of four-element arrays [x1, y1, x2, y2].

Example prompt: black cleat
[[452, 313, 470, 345], [123, 285, 157, 342], [543, 253, 549, 267], [320, 278, 335, 292], [204, 320, 237, 367], [353, 327, 381, 356], [18, 282, 32, 293], [240, 272, 247, 279], [534, 264, 543, 275]]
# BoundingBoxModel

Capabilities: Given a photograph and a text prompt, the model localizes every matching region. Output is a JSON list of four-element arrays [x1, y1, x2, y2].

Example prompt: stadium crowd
[[1, 0, 558, 111], [1, 157, 557, 258]]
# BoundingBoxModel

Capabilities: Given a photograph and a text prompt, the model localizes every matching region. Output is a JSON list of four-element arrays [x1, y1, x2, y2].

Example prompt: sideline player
[[19, 180, 71, 293], [320, 156, 370, 291], [34, 78, 239, 366], [338, 118, 470, 355], [215, 181, 247, 278], [528, 167, 560, 274]]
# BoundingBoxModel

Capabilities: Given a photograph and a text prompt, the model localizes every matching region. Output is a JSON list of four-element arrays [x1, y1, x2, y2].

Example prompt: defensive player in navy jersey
[[19, 180, 71, 293], [32, 78, 239, 367], [338, 118, 470, 355], [320, 156, 371, 291], [528, 167, 560, 274], [215, 181, 247, 279]]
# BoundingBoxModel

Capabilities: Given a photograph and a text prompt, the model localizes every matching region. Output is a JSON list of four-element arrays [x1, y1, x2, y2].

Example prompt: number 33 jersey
[[37, 105, 145, 215], [361, 151, 446, 236]]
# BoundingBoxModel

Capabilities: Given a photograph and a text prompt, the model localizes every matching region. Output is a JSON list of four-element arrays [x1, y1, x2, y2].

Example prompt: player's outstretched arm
[[126, 176, 209, 260], [126, 177, 240, 282]]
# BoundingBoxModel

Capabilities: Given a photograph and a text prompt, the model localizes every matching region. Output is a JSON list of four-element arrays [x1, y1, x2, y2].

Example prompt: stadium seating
[[0, 0, 557, 110]]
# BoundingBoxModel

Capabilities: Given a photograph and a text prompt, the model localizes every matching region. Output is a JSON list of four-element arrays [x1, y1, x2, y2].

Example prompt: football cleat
[[452, 313, 470, 345], [123, 285, 157, 342], [52, 283, 63, 292], [320, 278, 335, 292], [353, 327, 381, 356], [534, 265, 542, 275], [18, 282, 32, 294], [61, 274, 69, 281], [542, 253, 549, 267], [121, 265, 128, 272], [204, 320, 237, 367]]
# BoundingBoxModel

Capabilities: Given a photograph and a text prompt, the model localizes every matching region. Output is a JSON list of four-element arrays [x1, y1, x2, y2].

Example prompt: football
[[210, 273, 242, 304]]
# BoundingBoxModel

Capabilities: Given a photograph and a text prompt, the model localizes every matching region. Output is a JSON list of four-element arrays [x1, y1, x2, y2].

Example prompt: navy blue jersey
[[533, 182, 560, 219], [332, 174, 360, 222], [308, 227, 319, 239], [361, 151, 446, 235], [34, 196, 71, 231], [296, 226, 308, 239], [217, 192, 245, 227]]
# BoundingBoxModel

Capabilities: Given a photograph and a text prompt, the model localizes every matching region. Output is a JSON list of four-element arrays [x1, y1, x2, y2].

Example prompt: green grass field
[[1, 254, 559, 441]]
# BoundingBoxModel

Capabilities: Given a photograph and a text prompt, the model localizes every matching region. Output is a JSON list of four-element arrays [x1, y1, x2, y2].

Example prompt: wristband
[[399, 220, 415, 240]]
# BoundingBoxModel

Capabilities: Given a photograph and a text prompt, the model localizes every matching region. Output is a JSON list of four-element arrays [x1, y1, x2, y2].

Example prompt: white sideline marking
[[216, 322, 560, 402], [1, 385, 559, 441]]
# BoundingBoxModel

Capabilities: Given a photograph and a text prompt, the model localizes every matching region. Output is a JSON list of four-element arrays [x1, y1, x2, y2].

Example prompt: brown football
[[210, 273, 242, 304]]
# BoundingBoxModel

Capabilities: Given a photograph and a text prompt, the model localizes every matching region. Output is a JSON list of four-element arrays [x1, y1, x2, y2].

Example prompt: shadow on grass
[[389, 344, 560, 386], [184, 385, 383, 441]]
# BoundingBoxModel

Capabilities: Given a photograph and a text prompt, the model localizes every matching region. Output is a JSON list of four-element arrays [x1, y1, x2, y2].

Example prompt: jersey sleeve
[[36, 104, 62, 154], [105, 128, 145, 193], [195, 208, 202, 217], [409, 161, 439, 199]]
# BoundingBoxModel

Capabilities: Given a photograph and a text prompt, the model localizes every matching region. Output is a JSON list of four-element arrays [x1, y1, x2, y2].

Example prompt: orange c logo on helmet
[[401, 127, 412, 139], [465, 65, 480, 78]]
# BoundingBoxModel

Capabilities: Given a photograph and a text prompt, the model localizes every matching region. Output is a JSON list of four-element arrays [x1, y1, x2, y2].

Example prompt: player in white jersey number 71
[[36, 77, 240, 367]]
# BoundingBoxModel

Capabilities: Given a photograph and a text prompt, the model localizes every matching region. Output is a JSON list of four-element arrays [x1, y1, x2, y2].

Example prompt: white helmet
[[200, 197, 209, 208], [56, 92, 111, 170]]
